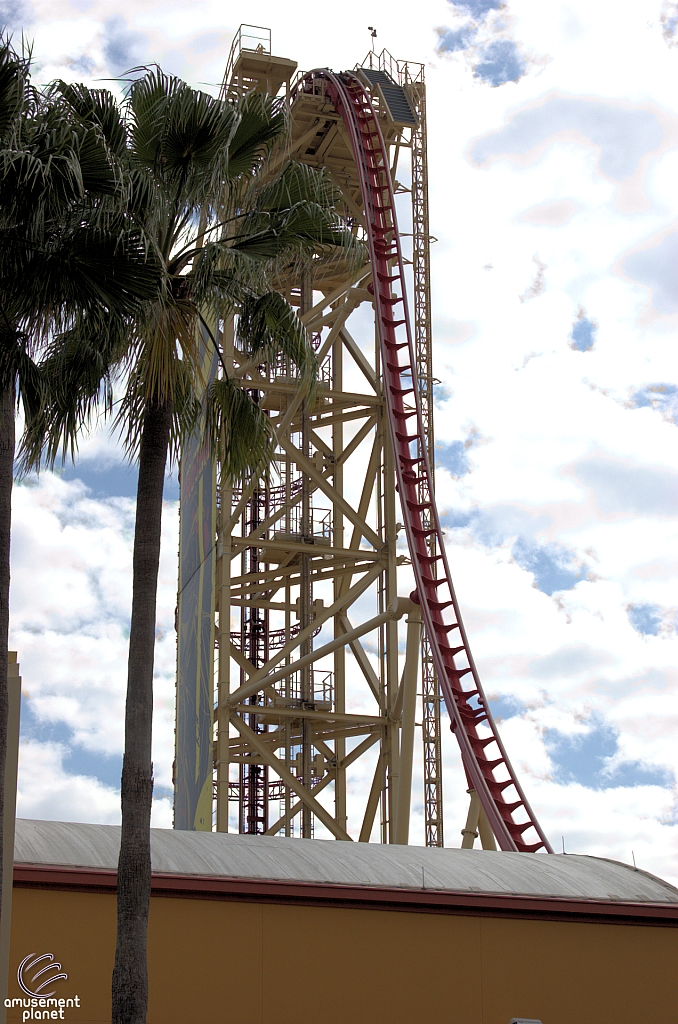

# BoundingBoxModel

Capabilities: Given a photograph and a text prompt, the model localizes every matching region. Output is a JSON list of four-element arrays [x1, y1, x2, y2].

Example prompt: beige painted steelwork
[[212, 31, 448, 844], [461, 788, 498, 851]]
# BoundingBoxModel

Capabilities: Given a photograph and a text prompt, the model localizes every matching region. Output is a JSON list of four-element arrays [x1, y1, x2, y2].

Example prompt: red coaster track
[[299, 70, 553, 854]]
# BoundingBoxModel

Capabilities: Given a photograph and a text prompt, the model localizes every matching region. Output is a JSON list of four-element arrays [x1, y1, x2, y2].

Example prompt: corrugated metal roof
[[14, 818, 678, 903]]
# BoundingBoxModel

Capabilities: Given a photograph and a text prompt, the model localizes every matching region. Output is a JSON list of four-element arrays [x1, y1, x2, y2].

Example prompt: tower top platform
[[224, 25, 297, 96]]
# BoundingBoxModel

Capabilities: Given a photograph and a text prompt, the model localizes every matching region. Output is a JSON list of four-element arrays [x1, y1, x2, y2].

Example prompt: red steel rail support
[[298, 70, 553, 854]]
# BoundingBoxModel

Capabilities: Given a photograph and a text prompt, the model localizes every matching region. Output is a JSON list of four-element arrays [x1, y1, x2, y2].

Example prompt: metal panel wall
[[174, 335, 218, 830]]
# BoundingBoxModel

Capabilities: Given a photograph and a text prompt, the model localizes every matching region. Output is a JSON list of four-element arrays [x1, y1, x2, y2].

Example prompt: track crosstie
[[298, 70, 553, 853]]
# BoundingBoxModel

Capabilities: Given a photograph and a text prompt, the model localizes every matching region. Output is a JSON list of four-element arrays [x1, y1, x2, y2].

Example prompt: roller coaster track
[[300, 70, 553, 854]]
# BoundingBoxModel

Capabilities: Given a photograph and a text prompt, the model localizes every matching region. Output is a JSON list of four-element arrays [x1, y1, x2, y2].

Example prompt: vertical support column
[[478, 804, 498, 851], [373, 279, 400, 844], [383, 420, 400, 843], [410, 72, 445, 848], [299, 274, 313, 838], [394, 610, 422, 845], [332, 329, 347, 834], [175, 320, 218, 831], [0, 653, 21, 1022], [461, 788, 499, 850], [461, 788, 480, 849], [283, 438, 293, 837], [216, 315, 234, 833]]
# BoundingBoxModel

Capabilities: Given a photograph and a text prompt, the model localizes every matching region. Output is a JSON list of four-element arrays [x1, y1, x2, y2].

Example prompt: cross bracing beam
[[210, 52, 458, 843], [174, 34, 551, 852], [214, 226, 412, 837]]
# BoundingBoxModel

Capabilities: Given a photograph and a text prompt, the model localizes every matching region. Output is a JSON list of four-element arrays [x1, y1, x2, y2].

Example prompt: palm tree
[[0, 36, 159, 940], [0, 38, 32, 931], [36, 68, 362, 1024]]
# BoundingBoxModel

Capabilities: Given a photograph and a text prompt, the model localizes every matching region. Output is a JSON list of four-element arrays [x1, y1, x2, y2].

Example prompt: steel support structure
[[360, 49, 445, 848], [199, 31, 552, 852], [407, 62, 445, 849]]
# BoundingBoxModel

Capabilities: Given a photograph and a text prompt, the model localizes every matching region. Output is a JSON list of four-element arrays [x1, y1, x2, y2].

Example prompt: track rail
[[298, 70, 552, 853]]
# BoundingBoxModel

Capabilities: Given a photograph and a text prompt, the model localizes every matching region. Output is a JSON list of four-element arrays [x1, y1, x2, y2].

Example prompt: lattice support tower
[[174, 27, 553, 855]]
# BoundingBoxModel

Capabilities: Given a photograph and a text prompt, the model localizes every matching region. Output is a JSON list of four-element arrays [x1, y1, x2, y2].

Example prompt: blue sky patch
[[662, 5, 678, 44], [628, 602, 663, 636], [546, 716, 671, 789], [102, 14, 148, 75], [69, 54, 95, 75], [436, 440, 470, 477], [440, 508, 475, 529], [449, 0, 502, 15], [438, 25, 478, 53], [631, 382, 678, 423], [437, 0, 526, 86], [513, 538, 587, 595], [611, 761, 672, 787], [438, 505, 587, 598], [570, 316, 596, 351], [20, 694, 122, 790], [58, 459, 180, 501], [0, 0, 32, 29], [474, 38, 525, 86], [488, 694, 526, 721], [440, 510, 587, 595]]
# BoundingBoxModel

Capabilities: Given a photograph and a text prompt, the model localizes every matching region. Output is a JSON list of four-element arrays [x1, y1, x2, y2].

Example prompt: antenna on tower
[[368, 26, 377, 51]]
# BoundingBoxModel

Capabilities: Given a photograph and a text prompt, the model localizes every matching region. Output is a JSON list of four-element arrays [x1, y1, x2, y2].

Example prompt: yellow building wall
[[8, 885, 678, 1024]]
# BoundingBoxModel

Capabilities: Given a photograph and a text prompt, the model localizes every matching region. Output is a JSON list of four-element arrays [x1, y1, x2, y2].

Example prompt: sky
[[6, 0, 678, 884]]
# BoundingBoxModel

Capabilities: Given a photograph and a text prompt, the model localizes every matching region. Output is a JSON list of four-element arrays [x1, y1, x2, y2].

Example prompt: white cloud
[[16, 739, 173, 827], [519, 199, 581, 225], [8, 0, 678, 887], [12, 474, 178, 820], [17, 741, 121, 824]]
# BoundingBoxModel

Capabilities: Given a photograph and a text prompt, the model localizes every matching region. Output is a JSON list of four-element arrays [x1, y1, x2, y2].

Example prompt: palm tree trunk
[[0, 381, 14, 929], [112, 397, 172, 1024]]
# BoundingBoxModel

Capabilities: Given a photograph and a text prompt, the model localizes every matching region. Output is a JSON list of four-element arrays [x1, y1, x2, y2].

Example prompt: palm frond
[[160, 80, 237, 187], [205, 374, 274, 484], [0, 34, 30, 145], [55, 80, 128, 159], [236, 291, 317, 394], [17, 309, 129, 471], [9, 64, 356, 491], [0, 222, 162, 355], [0, 102, 120, 240], [224, 90, 286, 182], [190, 243, 270, 309], [228, 161, 365, 266], [115, 348, 201, 464], [252, 160, 341, 212], [126, 68, 173, 172]]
